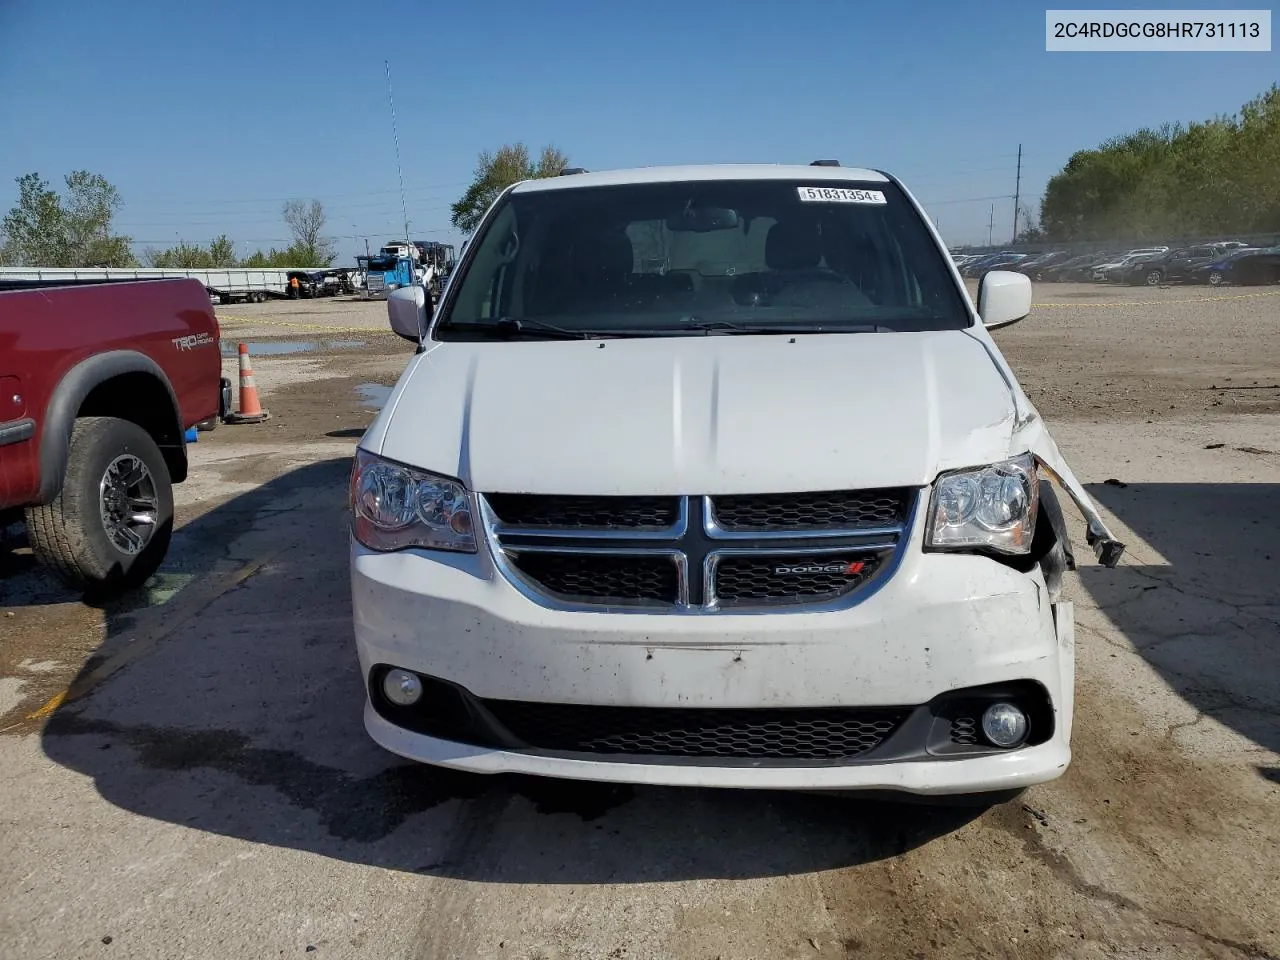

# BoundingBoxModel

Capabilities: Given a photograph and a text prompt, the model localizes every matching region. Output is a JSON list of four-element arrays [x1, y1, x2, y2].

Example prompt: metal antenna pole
[[1011, 144, 1022, 243], [988, 204, 994, 247], [386, 60, 411, 246]]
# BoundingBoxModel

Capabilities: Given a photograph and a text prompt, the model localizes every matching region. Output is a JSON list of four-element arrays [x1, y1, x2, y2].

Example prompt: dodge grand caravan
[[349, 163, 1124, 799]]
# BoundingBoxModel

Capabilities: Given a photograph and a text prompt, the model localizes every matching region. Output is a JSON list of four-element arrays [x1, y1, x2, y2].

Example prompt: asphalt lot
[[2, 284, 1279, 959]]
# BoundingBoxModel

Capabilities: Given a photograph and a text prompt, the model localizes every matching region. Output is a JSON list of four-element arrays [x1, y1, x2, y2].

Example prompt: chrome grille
[[483, 490, 915, 613]]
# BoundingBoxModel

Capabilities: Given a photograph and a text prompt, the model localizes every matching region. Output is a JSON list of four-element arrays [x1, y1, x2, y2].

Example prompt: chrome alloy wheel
[[98, 454, 159, 555]]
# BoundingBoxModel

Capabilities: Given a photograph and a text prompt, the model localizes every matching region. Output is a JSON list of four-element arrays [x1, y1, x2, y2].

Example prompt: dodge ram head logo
[[773, 561, 866, 576], [172, 332, 216, 351]]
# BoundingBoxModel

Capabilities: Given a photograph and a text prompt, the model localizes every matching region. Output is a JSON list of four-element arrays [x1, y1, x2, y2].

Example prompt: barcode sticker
[[796, 186, 887, 204]]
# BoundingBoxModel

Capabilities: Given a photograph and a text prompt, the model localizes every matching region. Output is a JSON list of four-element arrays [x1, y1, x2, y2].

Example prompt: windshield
[[434, 179, 970, 339]]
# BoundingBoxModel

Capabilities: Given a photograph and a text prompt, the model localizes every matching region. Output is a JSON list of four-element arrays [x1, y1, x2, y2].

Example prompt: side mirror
[[387, 284, 432, 343], [977, 270, 1032, 330]]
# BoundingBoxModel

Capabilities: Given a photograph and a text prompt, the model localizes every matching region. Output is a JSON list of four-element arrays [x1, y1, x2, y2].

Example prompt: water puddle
[[356, 383, 393, 409], [219, 339, 366, 357]]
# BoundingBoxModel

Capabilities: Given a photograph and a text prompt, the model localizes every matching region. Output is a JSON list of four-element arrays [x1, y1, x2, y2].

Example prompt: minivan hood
[[373, 331, 1017, 495]]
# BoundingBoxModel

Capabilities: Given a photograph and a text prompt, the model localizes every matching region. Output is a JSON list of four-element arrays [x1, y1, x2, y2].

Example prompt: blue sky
[[0, 0, 1274, 258]]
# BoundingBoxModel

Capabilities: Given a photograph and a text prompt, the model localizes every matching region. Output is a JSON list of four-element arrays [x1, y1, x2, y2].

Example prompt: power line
[[130, 181, 471, 207], [918, 193, 1012, 206]]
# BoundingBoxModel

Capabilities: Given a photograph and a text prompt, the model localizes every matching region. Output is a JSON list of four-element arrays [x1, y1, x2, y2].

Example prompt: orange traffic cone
[[225, 342, 271, 424]]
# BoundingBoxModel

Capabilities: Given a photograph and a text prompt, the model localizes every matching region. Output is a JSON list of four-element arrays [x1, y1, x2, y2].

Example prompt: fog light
[[981, 702, 1029, 748], [382, 669, 423, 706]]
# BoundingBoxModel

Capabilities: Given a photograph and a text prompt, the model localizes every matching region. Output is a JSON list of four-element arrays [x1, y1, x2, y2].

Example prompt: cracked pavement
[[1, 290, 1278, 959]]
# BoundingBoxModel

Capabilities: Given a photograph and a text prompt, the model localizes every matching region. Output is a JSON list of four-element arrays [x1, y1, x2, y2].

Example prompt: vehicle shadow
[[39, 459, 983, 884], [1081, 482, 1280, 778]]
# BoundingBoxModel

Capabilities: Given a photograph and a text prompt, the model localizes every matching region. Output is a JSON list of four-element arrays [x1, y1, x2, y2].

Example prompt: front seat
[[765, 217, 826, 274], [733, 217, 851, 308]]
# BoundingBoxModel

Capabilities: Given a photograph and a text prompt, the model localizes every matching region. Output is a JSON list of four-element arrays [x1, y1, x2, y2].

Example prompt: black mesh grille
[[482, 701, 907, 760], [711, 490, 909, 530], [950, 716, 979, 746], [509, 552, 677, 604], [715, 554, 882, 605], [486, 494, 679, 528]]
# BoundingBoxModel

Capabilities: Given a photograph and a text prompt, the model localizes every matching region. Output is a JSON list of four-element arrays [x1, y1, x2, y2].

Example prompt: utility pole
[[988, 204, 994, 247], [1011, 143, 1023, 243]]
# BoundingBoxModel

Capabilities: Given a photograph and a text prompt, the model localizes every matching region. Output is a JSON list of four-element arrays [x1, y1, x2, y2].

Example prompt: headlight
[[926, 454, 1039, 555], [349, 448, 476, 553]]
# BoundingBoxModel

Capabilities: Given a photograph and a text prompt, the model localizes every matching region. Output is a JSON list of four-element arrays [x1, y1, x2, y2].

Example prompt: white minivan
[[349, 163, 1124, 801]]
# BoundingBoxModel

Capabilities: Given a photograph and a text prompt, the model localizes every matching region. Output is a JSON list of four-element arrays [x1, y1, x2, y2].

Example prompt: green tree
[[147, 241, 212, 268], [238, 243, 328, 268], [1, 171, 136, 266], [1039, 85, 1280, 242], [208, 234, 238, 267], [450, 143, 569, 233], [1013, 204, 1045, 245], [282, 199, 335, 265]]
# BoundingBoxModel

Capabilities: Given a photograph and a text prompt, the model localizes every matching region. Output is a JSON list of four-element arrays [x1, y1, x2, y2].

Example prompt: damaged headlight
[[926, 454, 1039, 555], [350, 448, 476, 553]]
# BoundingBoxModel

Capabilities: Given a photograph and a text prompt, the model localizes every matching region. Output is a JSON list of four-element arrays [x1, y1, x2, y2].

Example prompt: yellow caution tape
[[1030, 289, 1280, 308]]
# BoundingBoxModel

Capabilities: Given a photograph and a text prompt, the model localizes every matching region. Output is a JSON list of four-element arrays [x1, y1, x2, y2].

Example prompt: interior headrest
[[766, 218, 823, 270]]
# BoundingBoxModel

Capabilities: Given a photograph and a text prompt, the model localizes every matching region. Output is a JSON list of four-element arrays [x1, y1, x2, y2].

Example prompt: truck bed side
[[0, 278, 222, 508]]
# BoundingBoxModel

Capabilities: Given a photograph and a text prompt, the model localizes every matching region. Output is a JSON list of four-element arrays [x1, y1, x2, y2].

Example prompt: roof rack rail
[[810, 159, 840, 167], [559, 167, 588, 175]]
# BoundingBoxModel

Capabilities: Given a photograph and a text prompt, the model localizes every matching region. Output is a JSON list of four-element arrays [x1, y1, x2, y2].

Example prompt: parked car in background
[[0, 277, 225, 594], [961, 253, 1026, 278], [1036, 253, 1096, 282], [1009, 251, 1069, 279], [1187, 246, 1280, 285], [1114, 244, 1233, 285], [1048, 252, 1115, 282], [1090, 249, 1167, 282]]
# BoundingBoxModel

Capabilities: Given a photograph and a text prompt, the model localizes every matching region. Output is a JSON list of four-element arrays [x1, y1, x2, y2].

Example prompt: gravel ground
[[1, 282, 1278, 959]]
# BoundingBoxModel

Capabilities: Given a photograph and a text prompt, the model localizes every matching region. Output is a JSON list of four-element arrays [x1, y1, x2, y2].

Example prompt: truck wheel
[[25, 417, 174, 595]]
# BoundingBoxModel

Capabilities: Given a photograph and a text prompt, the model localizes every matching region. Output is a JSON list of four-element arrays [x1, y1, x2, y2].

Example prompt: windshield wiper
[[442, 318, 599, 340], [676, 318, 891, 335]]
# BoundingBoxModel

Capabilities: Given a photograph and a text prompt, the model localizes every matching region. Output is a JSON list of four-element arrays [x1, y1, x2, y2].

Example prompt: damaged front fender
[[962, 325, 1126, 569], [1020, 419, 1126, 568]]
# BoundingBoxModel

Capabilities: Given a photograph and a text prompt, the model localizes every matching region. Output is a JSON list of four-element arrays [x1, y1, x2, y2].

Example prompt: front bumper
[[351, 520, 1075, 794]]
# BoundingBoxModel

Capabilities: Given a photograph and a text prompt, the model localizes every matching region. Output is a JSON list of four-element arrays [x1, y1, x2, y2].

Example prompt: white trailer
[[0, 266, 324, 303]]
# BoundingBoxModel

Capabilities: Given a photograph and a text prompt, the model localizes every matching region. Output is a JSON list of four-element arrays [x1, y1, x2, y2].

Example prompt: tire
[[25, 416, 174, 596], [195, 416, 218, 432], [1208, 270, 1225, 286], [1145, 269, 1163, 286]]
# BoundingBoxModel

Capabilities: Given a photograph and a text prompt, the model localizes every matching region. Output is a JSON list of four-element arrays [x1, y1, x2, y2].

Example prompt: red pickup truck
[[1, 278, 227, 595]]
